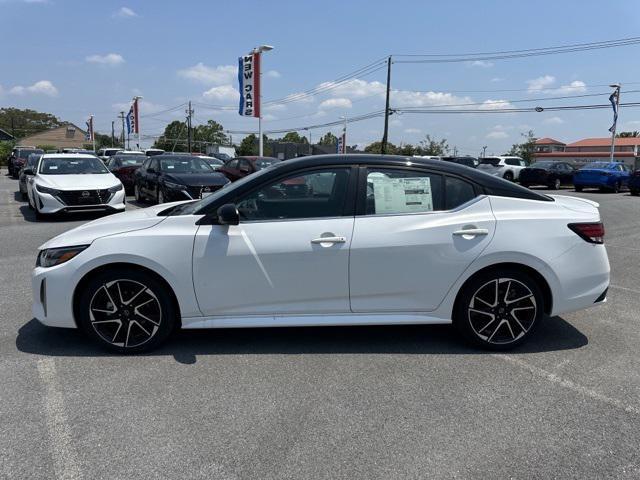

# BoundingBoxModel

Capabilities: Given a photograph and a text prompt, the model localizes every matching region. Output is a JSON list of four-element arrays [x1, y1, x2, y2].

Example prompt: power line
[[394, 101, 640, 115]]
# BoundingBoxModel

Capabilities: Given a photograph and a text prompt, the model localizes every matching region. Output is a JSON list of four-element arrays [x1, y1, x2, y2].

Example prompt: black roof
[[262, 154, 550, 201]]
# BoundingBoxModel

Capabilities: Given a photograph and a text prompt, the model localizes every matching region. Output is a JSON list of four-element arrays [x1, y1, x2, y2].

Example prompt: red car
[[106, 154, 146, 194], [218, 156, 280, 182], [8, 147, 44, 178]]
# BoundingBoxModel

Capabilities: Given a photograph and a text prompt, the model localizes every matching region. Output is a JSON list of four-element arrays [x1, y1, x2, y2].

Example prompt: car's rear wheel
[[77, 268, 177, 353], [575, 185, 583, 192], [453, 269, 544, 350], [549, 178, 561, 190], [503, 171, 514, 182], [612, 181, 621, 193], [631, 188, 639, 196]]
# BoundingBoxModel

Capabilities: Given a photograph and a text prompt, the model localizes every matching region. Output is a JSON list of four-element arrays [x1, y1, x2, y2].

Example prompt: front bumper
[[32, 260, 80, 328], [34, 189, 126, 214]]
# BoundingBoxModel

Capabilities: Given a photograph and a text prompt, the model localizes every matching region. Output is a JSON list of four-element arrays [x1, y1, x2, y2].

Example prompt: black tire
[[21, 190, 28, 201], [134, 183, 144, 203], [574, 185, 583, 192], [612, 181, 621, 193], [549, 178, 561, 190], [453, 268, 544, 350], [631, 189, 639, 196], [503, 171, 514, 182], [76, 267, 177, 353]]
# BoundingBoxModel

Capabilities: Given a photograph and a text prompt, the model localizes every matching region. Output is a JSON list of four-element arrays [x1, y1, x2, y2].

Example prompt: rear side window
[[505, 158, 520, 166], [365, 168, 443, 215], [480, 158, 501, 166], [445, 176, 476, 210]]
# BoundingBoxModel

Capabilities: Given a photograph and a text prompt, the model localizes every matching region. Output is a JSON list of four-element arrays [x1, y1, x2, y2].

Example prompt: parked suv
[[477, 156, 526, 181], [8, 147, 44, 178]]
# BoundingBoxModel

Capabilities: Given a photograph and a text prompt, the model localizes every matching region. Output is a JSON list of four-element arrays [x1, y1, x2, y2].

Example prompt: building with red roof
[[532, 136, 640, 169]]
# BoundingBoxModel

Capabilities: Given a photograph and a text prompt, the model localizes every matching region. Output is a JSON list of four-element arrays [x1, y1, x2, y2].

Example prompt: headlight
[[108, 183, 123, 193], [35, 184, 59, 195], [164, 181, 186, 190], [36, 245, 89, 268]]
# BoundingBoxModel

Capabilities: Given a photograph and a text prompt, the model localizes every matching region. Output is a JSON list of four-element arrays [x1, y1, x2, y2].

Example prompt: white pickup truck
[[477, 156, 527, 181]]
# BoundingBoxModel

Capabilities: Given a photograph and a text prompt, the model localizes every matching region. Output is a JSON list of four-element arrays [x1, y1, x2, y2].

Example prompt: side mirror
[[22, 168, 34, 175], [217, 203, 240, 225]]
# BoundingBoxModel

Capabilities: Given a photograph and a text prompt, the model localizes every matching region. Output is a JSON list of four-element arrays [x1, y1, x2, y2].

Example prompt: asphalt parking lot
[[1, 169, 639, 480]]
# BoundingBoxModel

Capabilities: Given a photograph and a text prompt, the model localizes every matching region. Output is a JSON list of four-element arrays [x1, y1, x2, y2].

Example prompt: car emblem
[[82, 191, 90, 197], [203, 186, 211, 192]]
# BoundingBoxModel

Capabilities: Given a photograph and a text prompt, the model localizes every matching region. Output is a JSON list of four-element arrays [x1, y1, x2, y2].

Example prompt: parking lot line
[[493, 353, 640, 416], [36, 358, 82, 480]]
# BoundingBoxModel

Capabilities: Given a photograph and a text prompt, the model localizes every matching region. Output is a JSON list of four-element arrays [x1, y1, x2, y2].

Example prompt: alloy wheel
[[88, 279, 162, 348], [554, 178, 561, 190], [467, 277, 537, 345]]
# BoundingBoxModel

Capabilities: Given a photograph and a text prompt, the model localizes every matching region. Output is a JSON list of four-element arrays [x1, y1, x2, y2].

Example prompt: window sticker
[[370, 176, 433, 214], [48, 165, 58, 170]]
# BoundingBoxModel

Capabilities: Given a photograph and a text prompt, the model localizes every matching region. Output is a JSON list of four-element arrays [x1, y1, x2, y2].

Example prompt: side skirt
[[182, 313, 452, 329]]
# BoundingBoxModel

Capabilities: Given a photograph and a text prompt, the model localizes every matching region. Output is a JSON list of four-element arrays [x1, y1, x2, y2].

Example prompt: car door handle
[[453, 228, 489, 236], [311, 236, 346, 244]]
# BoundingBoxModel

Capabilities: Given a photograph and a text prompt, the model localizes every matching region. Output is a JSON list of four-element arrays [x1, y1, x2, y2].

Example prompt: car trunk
[[575, 169, 609, 183]]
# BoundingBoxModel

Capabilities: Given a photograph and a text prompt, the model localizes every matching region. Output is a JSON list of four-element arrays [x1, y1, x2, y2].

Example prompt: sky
[[3, 0, 640, 154]]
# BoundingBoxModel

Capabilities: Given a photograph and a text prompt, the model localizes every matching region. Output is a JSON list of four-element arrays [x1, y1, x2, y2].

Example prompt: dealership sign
[[238, 52, 261, 117]]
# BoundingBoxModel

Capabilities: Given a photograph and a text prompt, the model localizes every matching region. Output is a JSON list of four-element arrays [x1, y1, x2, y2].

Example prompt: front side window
[[366, 169, 443, 215], [236, 168, 350, 221], [226, 159, 239, 169]]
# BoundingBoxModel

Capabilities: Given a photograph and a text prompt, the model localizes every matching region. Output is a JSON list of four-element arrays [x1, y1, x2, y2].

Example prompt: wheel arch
[[72, 262, 182, 329], [453, 262, 553, 316]]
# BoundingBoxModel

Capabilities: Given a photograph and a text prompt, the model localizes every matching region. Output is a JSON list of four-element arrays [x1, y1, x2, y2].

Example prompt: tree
[[318, 131, 338, 146], [84, 133, 112, 151], [364, 141, 398, 154], [0, 108, 64, 138], [418, 135, 449, 156], [237, 134, 272, 156], [398, 144, 417, 156], [280, 131, 308, 144], [153, 121, 189, 152], [0, 141, 15, 166], [617, 131, 640, 138], [507, 130, 536, 164], [193, 120, 228, 152]]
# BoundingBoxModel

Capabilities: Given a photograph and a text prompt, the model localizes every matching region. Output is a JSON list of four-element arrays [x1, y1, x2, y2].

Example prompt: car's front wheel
[[77, 268, 177, 353], [549, 178, 561, 190], [503, 171, 514, 182], [453, 268, 544, 350], [631, 188, 639, 196]]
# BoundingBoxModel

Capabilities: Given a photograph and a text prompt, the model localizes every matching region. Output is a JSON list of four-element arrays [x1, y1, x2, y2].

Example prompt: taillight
[[568, 222, 605, 244]]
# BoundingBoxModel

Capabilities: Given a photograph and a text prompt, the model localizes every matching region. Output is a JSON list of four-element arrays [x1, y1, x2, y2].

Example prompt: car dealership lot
[[1, 169, 639, 479]]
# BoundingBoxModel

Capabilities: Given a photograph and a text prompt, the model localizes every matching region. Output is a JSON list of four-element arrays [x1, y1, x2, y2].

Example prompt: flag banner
[[609, 91, 619, 133], [85, 116, 94, 141], [132, 98, 140, 134], [336, 134, 345, 154], [126, 105, 135, 134], [238, 52, 260, 117]]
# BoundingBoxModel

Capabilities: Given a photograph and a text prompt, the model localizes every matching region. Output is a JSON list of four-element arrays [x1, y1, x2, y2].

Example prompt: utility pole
[[111, 121, 115, 147], [186, 101, 194, 152], [381, 56, 392, 155], [453, 146, 458, 156], [118, 111, 126, 148], [609, 83, 621, 163], [482, 145, 487, 158]]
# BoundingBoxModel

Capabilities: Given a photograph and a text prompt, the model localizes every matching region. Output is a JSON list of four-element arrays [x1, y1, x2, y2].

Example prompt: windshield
[[203, 157, 224, 168], [39, 156, 109, 175], [114, 155, 144, 166], [214, 153, 232, 161], [583, 162, 614, 169], [27, 154, 42, 167], [255, 158, 279, 170], [479, 158, 501, 166], [17, 149, 44, 159], [170, 160, 282, 216], [159, 157, 213, 173]]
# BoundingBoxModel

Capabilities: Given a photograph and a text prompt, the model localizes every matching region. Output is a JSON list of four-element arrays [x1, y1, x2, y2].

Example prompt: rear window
[[255, 158, 279, 170], [17, 149, 44, 159], [114, 155, 144, 166], [530, 162, 554, 169], [583, 162, 614, 169], [480, 158, 501, 166]]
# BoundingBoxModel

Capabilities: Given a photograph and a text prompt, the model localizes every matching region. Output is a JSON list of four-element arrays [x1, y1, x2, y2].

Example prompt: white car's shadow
[[16, 317, 588, 364]]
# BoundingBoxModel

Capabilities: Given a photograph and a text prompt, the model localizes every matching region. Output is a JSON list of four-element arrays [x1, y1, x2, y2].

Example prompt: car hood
[[37, 173, 120, 190], [39, 201, 190, 250], [164, 172, 229, 186]]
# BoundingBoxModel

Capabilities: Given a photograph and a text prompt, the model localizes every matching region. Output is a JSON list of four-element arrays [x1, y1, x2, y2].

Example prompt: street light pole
[[253, 44, 274, 156]]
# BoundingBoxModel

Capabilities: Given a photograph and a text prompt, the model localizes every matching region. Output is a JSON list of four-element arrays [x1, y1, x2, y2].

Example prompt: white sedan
[[26, 153, 125, 219], [31, 155, 610, 352]]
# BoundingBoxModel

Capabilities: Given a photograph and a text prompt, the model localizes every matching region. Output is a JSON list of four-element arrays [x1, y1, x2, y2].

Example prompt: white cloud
[[319, 78, 386, 99], [178, 63, 236, 85], [202, 85, 239, 102], [469, 60, 494, 68], [262, 114, 277, 121], [319, 98, 352, 110], [114, 6, 137, 18], [404, 128, 421, 134], [478, 99, 513, 110], [554, 80, 587, 94], [265, 70, 281, 78], [390, 118, 403, 127], [491, 77, 504, 83], [527, 75, 556, 92], [486, 130, 509, 139], [264, 103, 286, 112], [8, 80, 58, 97], [543, 116, 564, 125], [86, 53, 125, 66], [392, 90, 472, 108]]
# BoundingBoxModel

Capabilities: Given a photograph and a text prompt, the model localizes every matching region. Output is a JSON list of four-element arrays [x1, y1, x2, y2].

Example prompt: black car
[[133, 154, 230, 204], [8, 147, 44, 178], [629, 169, 640, 196], [18, 153, 42, 199], [442, 156, 478, 168], [519, 161, 575, 190]]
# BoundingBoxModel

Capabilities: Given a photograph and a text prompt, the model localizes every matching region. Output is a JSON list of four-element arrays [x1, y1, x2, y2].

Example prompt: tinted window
[[445, 176, 476, 210], [480, 158, 501, 166], [505, 158, 520, 166], [17, 149, 44, 159], [159, 157, 212, 173], [238, 159, 252, 172], [366, 168, 443, 215], [226, 159, 239, 169], [255, 158, 279, 170], [113, 155, 145, 166], [39, 157, 109, 175], [236, 168, 350, 221], [530, 162, 554, 169]]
